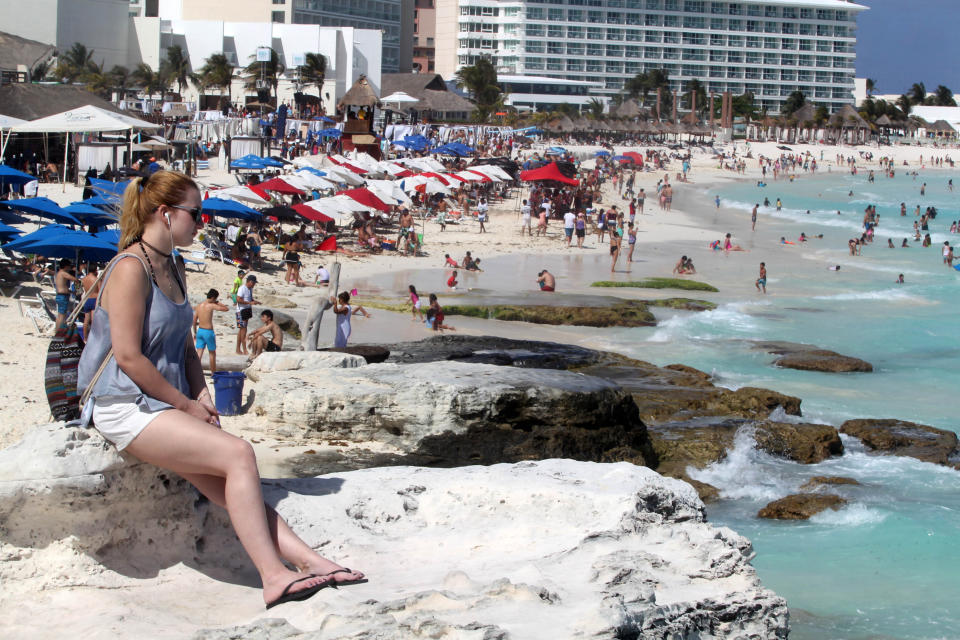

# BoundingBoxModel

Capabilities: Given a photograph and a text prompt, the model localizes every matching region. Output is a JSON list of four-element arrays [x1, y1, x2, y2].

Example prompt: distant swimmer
[[828, 265, 842, 271], [902, 238, 910, 247], [780, 236, 794, 245], [776, 198, 782, 212], [888, 239, 895, 248], [921, 183, 926, 196], [900, 202, 906, 216], [763, 197, 770, 207], [715, 195, 721, 208], [755, 262, 767, 294], [895, 274, 905, 284]]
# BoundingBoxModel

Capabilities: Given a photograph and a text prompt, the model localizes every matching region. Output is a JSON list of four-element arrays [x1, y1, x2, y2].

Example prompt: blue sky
[[855, 0, 960, 95]]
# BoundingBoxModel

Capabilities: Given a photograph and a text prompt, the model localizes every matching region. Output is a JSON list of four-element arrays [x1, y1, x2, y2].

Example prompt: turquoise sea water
[[626, 170, 960, 639], [352, 169, 959, 638]]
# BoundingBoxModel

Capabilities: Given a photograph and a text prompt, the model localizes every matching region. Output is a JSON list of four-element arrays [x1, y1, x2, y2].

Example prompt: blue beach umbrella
[[298, 167, 327, 177], [230, 154, 269, 170], [319, 128, 342, 139], [0, 164, 36, 188], [201, 197, 262, 221], [0, 207, 30, 225], [3, 197, 82, 226], [0, 221, 22, 239], [2, 224, 71, 251], [65, 203, 117, 228], [13, 228, 118, 262], [594, 150, 611, 157], [612, 155, 633, 162]]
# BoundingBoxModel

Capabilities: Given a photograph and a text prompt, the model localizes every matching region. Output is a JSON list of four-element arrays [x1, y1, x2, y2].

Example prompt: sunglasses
[[169, 204, 204, 224]]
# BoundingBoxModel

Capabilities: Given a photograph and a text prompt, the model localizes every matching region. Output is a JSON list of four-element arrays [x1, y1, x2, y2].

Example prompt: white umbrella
[[324, 165, 365, 186], [212, 185, 270, 206], [350, 152, 381, 171], [380, 91, 420, 105], [400, 175, 450, 196], [292, 170, 338, 190], [470, 164, 513, 181], [365, 179, 413, 206]]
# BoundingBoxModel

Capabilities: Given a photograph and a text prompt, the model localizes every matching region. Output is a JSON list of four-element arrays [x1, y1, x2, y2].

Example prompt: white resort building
[[435, 0, 867, 114]]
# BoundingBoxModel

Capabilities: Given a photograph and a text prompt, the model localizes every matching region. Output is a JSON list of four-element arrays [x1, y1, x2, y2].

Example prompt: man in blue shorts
[[193, 288, 229, 371], [54, 258, 78, 328]]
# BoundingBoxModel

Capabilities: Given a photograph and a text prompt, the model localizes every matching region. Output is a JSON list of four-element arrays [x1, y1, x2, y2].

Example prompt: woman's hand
[[195, 389, 221, 427]]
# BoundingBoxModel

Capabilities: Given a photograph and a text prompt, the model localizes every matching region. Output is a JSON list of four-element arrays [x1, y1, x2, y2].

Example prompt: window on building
[[568, 42, 584, 54], [728, 3, 742, 16], [272, 0, 285, 4], [588, 10, 603, 22], [607, 44, 623, 56], [607, 11, 623, 23], [664, 14, 679, 26], [646, 0, 661, 9], [664, 0, 679, 10], [587, 27, 604, 39], [644, 31, 661, 42], [587, 43, 604, 56], [728, 19, 742, 31], [645, 14, 661, 26], [684, 0, 704, 12], [548, 24, 564, 38], [527, 7, 543, 19], [710, 17, 723, 30], [567, 59, 584, 71], [568, 26, 584, 38], [763, 37, 777, 49], [548, 41, 564, 54], [607, 28, 623, 40], [549, 8, 563, 20], [782, 7, 796, 19], [271, 10, 285, 22], [568, 9, 583, 21]]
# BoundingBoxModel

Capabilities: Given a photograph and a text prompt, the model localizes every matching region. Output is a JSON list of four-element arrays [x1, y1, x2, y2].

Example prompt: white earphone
[[163, 212, 170, 226]]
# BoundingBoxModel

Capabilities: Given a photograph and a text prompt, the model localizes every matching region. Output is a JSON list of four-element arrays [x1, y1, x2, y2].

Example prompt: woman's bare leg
[[124, 411, 337, 603], [182, 472, 364, 583]]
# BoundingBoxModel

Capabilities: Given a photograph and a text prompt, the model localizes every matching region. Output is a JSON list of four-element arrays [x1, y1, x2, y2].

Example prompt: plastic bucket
[[212, 371, 245, 416]]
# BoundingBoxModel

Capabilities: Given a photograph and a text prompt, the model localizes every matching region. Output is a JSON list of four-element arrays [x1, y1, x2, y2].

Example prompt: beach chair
[[201, 236, 230, 264], [183, 251, 208, 273], [18, 296, 54, 335], [0, 282, 23, 298]]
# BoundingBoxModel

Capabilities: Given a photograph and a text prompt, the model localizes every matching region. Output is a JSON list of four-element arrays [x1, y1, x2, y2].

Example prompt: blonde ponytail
[[118, 170, 199, 249]]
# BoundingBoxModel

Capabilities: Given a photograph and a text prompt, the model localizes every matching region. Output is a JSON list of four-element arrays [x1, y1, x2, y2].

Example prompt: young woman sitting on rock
[[77, 170, 364, 609]]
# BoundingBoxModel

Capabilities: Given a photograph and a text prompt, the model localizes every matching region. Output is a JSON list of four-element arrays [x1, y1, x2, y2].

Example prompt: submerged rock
[[754, 341, 873, 373], [758, 494, 847, 520], [444, 301, 658, 327], [0, 427, 789, 639], [801, 476, 861, 490], [840, 419, 960, 468]]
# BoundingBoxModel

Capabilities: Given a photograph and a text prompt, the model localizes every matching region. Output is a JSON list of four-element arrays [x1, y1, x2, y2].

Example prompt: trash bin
[[212, 371, 245, 416]]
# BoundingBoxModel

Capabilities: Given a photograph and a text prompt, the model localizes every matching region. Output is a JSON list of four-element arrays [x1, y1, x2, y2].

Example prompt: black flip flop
[[319, 568, 369, 588], [265, 575, 328, 609]]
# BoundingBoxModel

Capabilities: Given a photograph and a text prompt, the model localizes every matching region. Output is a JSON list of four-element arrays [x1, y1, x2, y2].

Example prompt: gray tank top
[[77, 252, 193, 423]]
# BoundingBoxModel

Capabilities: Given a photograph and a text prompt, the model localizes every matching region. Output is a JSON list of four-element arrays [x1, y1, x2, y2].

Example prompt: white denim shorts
[[92, 395, 167, 451]]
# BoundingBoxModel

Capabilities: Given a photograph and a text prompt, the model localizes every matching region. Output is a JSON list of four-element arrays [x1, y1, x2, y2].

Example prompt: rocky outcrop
[[752, 421, 844, 463], [0, 427, 789, 639], [840, 419, 960, 468], [244, 350, 366, 382], [444, 301, 658, 327], [758, 494, 847, 520], [320, 345, 391, 364], [754, 341, 873, 373], [801, 476, 860, 490], [250, 354, 657, 468]]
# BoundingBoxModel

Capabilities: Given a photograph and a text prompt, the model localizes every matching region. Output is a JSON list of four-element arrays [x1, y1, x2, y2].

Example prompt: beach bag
[[44, 256, 120, 422]]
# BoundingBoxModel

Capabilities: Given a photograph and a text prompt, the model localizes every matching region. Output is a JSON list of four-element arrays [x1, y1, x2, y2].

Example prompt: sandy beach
[[3, 137, 959, 639], [0, 137, 950, 451]]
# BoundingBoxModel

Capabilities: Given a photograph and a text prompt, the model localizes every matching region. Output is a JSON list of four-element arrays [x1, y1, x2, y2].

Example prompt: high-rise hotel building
[[435, 0, 866, 113]]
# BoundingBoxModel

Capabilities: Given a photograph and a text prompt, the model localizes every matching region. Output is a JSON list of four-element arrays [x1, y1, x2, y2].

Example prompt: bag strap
[[76, 252, 153, 407], [65, 253, 129, 326]]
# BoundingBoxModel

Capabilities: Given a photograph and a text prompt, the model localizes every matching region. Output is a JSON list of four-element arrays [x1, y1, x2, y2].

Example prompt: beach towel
[[318, 236, 337, 251], [45, 322, 84, 421]]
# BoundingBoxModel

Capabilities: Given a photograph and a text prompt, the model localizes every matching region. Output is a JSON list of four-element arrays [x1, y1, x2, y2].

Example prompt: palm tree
[[934, 85, 956, 107], [455, 58, 501, 107], [865, 78, 876, 97], [109, 65, 132, 98], [165, 45, 190, 96], [244, 48, 285, 102], [586, 97, 605, 119], [624, 71, 649, 105], [300, 52, 327, 111], [683, 79, 706, 115], [200, 53, 234, 108], [83, 61, 113, 99], [133, 62, 170, 99], [780, 90, 806, 116], [31, 59, 52, 82], [908, 82, 926, 105], [896, 94, 912, 116], [56, 43, 95, 83]]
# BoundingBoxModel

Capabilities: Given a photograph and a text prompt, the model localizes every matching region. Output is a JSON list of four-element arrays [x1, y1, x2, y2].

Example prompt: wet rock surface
[[839, 419, 960, 469], [443, 301, 658, 327], [801, 476, 861, 490], [754, 341, 873, 373], [758, 494, 847, 520]]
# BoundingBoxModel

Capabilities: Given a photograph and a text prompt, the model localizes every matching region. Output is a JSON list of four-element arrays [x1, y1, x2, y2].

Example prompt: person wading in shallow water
[[77, 170, 365, 610]]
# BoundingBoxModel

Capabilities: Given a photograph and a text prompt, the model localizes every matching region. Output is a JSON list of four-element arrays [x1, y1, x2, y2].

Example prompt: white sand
[[2, 139, 954, 452]]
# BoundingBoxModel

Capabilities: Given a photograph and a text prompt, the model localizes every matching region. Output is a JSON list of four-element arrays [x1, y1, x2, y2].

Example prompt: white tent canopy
[[10, 104, 160, 133], [0, 114, 26, 160], [380, 91, 420, 104]]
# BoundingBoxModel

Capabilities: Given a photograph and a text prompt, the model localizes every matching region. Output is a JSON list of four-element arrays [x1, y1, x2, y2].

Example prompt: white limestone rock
[[0, 426, 788, 639], [245, 350, 367, 382], [251, 360, 629, 448]]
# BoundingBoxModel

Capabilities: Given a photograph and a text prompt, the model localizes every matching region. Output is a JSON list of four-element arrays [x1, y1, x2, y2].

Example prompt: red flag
[[318, 236, 337, 251], [414, 183, 427, 194], [350, 288, 358, 297]]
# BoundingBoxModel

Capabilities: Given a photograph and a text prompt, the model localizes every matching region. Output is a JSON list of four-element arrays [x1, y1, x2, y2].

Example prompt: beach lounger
[[0, 282, 23, 298], [18, 296, 54, 335], [183, 251, 208, 273], [201, 237, 230, 264]]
